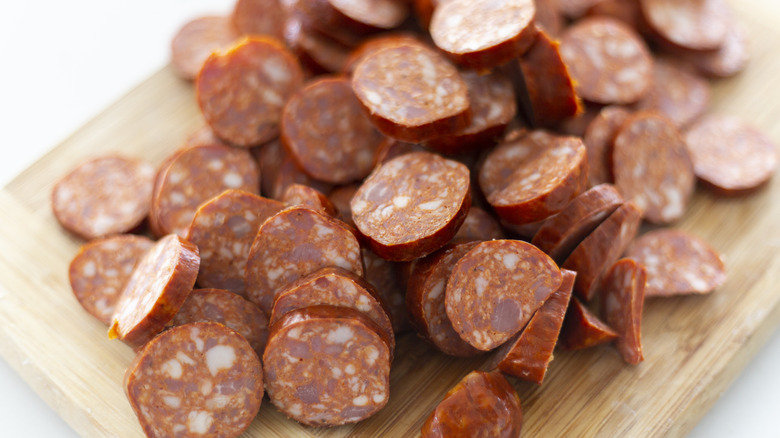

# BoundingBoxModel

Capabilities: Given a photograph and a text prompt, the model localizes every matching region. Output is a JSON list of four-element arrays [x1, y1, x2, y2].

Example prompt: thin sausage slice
[[69, 235, 154, 325], [363, 248, 411, 334], [281, 184, 337, 216], [109, 235, 200, 348], [586, 0, 642, 29], [328, 183, 360, 227], [52, 156, 154, 240], [171, 16, 240, 81], [351, 152, 471, 261], [688, 22, 749, 78], [558, 297, 618, 350], [635, 58, 710, 128], [640, 0, 730, 51], [602, 258, 645, 364], [232, 0, 285, 39], [421, 370, 523, 438], [264, 306, 391, 426], [125, 322, 263, 438], [452, 207, 505, 243], [271, 156, 333, 201], [283, 16, 352, 74], [446, 240, 562, 351], [292, 0, 410, 34], [342, 33, 424, 74], [583, 106, 631, 187], [625, 229, 726, 297]]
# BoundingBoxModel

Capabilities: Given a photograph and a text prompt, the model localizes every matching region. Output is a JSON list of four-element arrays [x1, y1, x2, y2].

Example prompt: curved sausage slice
[[635, 58, 710, 128], [171, 16, 240, 80], [362, 248, 410, 334], [558, 297, 618, 350], [281, 184, 337, 216], [452, 207, 505, 243], [640, 0, 730, 51], [232, 0, 285, 39], [602, 258, 645, 364], [583, 106, 631, 187], [688, 22, 749, 78]]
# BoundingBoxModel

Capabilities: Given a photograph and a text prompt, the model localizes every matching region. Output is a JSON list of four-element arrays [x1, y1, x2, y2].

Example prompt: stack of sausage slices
[[52, 0, 776, 436]]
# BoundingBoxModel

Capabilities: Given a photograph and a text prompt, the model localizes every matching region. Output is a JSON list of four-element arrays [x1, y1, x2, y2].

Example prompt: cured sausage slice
[[253, 139, 285, 198], [109, 235, 200, 348], [559, 17, 653, 104], [425, 70, 516, 155], [688, 22, 749, 78], [69, 235, 154, 325], [342, 33, 424, 74], [624, 229, 726, 297], [281, 77, 384, 184], [531, 183, 624, 264], [351, 152, 471, 261], [684, 115, 778, 195], [372, 138, 426, 169], [124, 322, 263, 438], [269, 267, 395, 353], [281, 184, 337, 216], [557, 0, 605, 18], [291, 0, 410, 34], [171, 16, 240, 81], [151, 144, 260, 238], [489, 269, 575, 384], [52, 156, 155, 240], [452, 207, 505, 243], [272, 156, 333, 201], [232, 0, 285, 39], [562, 201, 642, 301], [421, 370, 522, 438], [406, 241, 484, 357], [351, 41, 471, 142], [186, 190, 284, 295], [535, 0, 564, 36], [283, 16, 351, 74], [586, 0, 642, 30], [264, 306, 391, 426], [583, 106, 631, 187], [479, 130, 588, 225], [445, 240, 562, 351], [640, 0, 730, 51], [430, 0, 537, 69], [558, 297, 618, 350], [635, 58, 710, 128], [170, 289, 270, 357], [555, 102, 601, 137], [362, 248, 410, 334], [244, 206, 364, 314], [612, 111, 695, 224], [602, 258, 645, 364], [328, 183, 360, 227], [197, 37, 304, 147]]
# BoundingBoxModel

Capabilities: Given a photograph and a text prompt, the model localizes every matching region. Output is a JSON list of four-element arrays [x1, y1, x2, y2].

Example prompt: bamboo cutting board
[[2, 2, 780, 436]]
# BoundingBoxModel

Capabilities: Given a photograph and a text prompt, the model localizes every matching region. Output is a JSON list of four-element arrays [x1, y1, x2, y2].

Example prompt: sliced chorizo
[[283, 16, 352, 74], [687, 22, 749, 78], [639, 0, 730, 51], [170, 16, 240, 81], [558, 297, 618, 350], [635, 58, 710, 128], [452, 207, 505, 243], [281, 184, 337, 216], [328, 183, 360, 226], [342, 33, 424, 74], [231, 0, 285, 39], [602, 258, 646, 364], [362, 248, 411, 334], [289, 0, 410, 34], [271, 156, 333, 201], [582, 105, 631, 187]]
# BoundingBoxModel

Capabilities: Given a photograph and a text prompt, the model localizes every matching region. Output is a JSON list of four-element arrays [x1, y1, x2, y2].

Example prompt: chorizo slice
[[363, 248, 411, 334], [69, 235, 154, 325], [272, 156, 333, 201], [582, 105, 631, 187], [281, 184, 337, 216], [328, 183, 360, 227], [281, 76, 384, 184], [170, 288, 270, 358], [612, 111, 695, 224], [559, 17, 653, 104], [558, 296, 618, 350], [535, 0, 564, 36], [555, 101, 601, 137], [244, 206, 364, 314], [124, 322, 263, 438], [489, 269, 575, 384], [231, 0, 285, 39], [52, 156, 155, 240], [452, 207, 505, 243], [151, 144, 260, 238], [430, 0, 537, 69], [170, 16, 240, 81], [372, 137, 426, 169], [197, 37, 304, 147], [186, 190, 284, 295], [351, 152, 471, 261], [421, 370, 523, 438], [684, 115, 778, 195], [109, 235, 200, 348], [479, 130, 588, 225], [445, 240, 562, 351], [557, 0, 605, 18], [343, 33, 425, 74], [687, 22, 749, 78], [635, 58, 710, 128], [290, 0, 410, 34], [283, 16, 352, 74], [263, 306, 392, 426], [624, 229, 726, 297], [639, 0, 730, 51], [585, 0, 642, 30], [351, 41, 471, 142], [406, 241, 484, 357], [602, 258, 646, 364], [531, 183, 624, 264], [561, 201, 642, 302]]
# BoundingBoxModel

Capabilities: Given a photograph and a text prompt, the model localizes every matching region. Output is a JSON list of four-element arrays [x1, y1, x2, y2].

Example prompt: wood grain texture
[[1, 1, 780, 436]]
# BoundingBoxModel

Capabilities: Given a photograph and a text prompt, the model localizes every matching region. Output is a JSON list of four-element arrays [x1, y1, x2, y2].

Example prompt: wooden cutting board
[[2, 2, 780, 436]]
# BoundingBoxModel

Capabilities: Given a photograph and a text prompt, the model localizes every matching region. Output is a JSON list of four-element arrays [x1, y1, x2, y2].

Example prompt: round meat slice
[[170, 289, 270, 357], [281, 184, 337, 216], [612, 111, 695, 224], [362, 248, 410, 334], [560, 17, 653, 104], [171, 16, 240, 80], [292, 0, 410, 33], [406, 241, 484, 357], [232, 0, 285, 39], [351, 152, 471, 261], [684, 115, 778, 195], [52, 156, 155, 240], [531, 183, 624, 264], [125, 322, 263, 438], [283, 16, 351, 74], [635, 58, 710, 128], [264, 306, 391, 426], [421, 370, 523, 438], [625, 229, 726, 297], [152, 144, 260, 238], [430, 0, 537, 69], [244, 206, 364, 314], [452, 207, 505, 243], [342, 33, 424, 74], [186, 190, 284, 295], [640, 0, 730, 51], [601, 258, 645, 364], [445, 240, 562, 351], [282, 77, 384, 184], [688, 22, 749, 78], [197, 37, 304, 147], [586, 0, 642, 30], [583, 106, 632, 187], [351, 41, 471, 142], [558, 296, 618, 350], [425, 70, 516, 155], [69, 235, 154, 325], [109, 235, 200, 348], [479, 130, 588, 225]]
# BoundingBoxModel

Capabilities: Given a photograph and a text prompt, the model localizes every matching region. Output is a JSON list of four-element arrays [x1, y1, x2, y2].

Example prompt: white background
[[1, 1, 779, 436]]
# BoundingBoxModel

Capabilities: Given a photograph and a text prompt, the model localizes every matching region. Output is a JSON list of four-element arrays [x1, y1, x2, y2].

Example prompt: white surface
[[0, 1, 779, 437]]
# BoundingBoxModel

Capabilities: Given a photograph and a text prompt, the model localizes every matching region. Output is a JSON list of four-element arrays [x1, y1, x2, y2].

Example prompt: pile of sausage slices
[[52, 0, 777, 436]]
